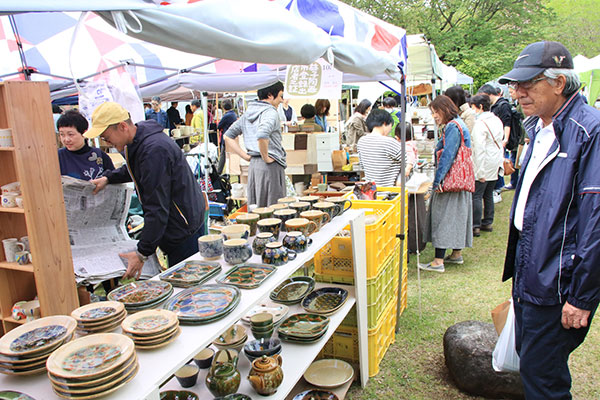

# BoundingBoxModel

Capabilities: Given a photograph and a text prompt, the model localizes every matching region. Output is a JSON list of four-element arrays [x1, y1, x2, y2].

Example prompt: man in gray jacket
[[224, 82, 286, 206]]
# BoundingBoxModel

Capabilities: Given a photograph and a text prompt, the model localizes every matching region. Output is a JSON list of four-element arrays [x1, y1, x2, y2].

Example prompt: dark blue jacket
[[433, 117, 471, 188], [503, 92, 600, 311], [58, 144, 114, 181], [103, 120, 206, 257], [218, 110, 237, 135]]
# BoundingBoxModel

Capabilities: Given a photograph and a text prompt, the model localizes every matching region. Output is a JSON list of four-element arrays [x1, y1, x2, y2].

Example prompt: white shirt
[[514, 119, 557, 231]]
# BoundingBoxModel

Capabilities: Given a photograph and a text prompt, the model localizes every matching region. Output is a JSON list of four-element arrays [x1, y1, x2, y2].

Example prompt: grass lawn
[[347, 190, 600, 399]]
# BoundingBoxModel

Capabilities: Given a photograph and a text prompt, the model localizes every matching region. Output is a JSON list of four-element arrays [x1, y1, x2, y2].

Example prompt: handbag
[[435, 120, 475, 192], [483, 119, 515, 176]]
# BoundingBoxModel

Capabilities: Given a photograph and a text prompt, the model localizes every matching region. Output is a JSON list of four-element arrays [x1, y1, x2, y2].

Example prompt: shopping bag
[[436, 121, 475, 193], [492, 299, 520, 372], [491, 300, 511, 335]]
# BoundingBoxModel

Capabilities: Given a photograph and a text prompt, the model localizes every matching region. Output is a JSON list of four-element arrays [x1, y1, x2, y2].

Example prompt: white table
[[0, 210, 369, 400]]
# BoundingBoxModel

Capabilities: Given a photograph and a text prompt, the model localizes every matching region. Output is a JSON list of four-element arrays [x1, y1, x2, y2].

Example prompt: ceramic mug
[[273, 209, 298, 231], [221, 224, 250, 241], [257, 218, 282, 237], [269, 203, 288, 211], [252, 232, 276, 256], [223, 239, 253, 265], [198, 234, 224, 260], [282, 231, 312, 253], [1, 182, 20, 194], [300, 210, 331, 231], [15, 196, 23, 209], [234, 213, 259, 236], [262, 241, 296, 266], [298, 195, 320, 206], [313, 201, 342, 220], [15, 251, 31, 265], [0, 129, 13, 147], [329, 197, 352, 215], [171, 128, 181, 138], [284, 218, 318, 236], [11, 300, 40, 321], [20, 236, 29, 252], [289, 201, 311, 214], [1, 192, 18, 208], [253, 207, 274, 220], [277, 197, 296, 206], [2, 238, 25, 262]]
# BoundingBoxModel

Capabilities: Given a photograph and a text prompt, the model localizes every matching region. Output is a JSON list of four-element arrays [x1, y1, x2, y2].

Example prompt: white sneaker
[[493, 192, 502, 204], [418, 262, 445, 273]]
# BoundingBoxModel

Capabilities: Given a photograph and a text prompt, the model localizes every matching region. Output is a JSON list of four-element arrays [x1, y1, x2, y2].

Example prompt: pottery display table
[[0, 210, 369, 400]]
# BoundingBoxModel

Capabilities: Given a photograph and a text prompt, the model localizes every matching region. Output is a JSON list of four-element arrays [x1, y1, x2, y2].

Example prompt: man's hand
[[90, 176, 109, 194], [561, 301, 591, 329], [120, 251, 144, 280], [479, 178, 486, 183], [243, 153, 252, 162], [263, 155, 275, 164]]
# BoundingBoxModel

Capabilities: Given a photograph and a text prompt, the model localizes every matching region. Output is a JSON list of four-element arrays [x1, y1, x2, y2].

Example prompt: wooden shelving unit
[[0, 81, 79, 335]]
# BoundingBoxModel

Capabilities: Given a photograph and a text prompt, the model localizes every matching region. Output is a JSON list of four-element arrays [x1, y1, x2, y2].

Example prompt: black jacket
[[104, 120, 205, 256]]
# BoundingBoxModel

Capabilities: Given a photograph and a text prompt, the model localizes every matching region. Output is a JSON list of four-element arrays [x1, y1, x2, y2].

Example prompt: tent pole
[[8, 15, 30, 80], [395, 74, 407, 333], [202, 92, 210, 194]]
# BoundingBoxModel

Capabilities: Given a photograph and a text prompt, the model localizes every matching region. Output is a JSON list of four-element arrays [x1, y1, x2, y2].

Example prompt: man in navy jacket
[[86, 102, 206, 279], [499, 41, 600, 399]]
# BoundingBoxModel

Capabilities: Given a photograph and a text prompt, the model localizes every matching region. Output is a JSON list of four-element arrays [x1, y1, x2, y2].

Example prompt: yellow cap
[[84, 102, 130, 139]]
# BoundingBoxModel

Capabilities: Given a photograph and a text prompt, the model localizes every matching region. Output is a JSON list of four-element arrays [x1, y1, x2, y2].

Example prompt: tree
[[545, 0, 600, 58]]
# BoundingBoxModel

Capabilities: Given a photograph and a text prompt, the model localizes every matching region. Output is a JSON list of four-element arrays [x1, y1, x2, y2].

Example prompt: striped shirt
[[357, 134, 406, 187]]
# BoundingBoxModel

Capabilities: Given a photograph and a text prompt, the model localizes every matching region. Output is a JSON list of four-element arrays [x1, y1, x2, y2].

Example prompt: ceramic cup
[[272, 209, 298, 231], [289, 201, 311, 214], [284, 218, 318, 236], [257, 218, 282, 237], [253, 207, 274, 220], [329, 197, 352, 215], [193, 348, 215, 369], [262, 241, 296, 266], [15, 251, 31, 265], [0, 129, 13, 147], [198, 234, 224, 260], [171, 128, 181, 138], [269, 203, 288, 211], [298, 195, 320, 206], [300, 210, 331, 231], [252, 232, 276, 256], [282, 231, 312, 253], [317, 183, 328, 192], [19, 236, 29, 252], [221, 224, 250, 241], [234, 213, 259, 236], [2, 238, 25, 262], [11, 299, 40, 321], [277, 197, 296, 206], [175, 364, 199, 388], [1, 182, 20, 194], [223, 239, 253, 265], [250, 312, 273, 328], [15, 196, 23, 208], [1, 192, 18, 208], [313, 201, 342, 220]]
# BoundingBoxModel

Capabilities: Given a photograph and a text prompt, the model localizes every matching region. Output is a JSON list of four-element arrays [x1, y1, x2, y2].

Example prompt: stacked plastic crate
[[314, 190, 408, 376]]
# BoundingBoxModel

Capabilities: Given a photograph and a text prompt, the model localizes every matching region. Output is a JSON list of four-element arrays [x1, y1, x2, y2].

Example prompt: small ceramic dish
[[160, 390, 199, 400], [292, 389, 339, 400], [303, 358, 354, 388], [242, 301, 289, 325], [243, 338, 281, 357]]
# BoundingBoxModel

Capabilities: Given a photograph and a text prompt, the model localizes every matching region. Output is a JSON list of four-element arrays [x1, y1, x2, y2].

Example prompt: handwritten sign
[[284, 59, 342, 99]]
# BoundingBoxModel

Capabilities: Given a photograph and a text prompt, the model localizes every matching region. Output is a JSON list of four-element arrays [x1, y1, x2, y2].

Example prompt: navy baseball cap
[[498, 41, 573, 84]]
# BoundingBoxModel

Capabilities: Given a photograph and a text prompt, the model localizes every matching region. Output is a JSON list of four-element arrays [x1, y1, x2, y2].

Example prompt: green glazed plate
[[216, 264, 275, 289], [0, 391, 36, 400], [270, 277, 315, 304], [107, 281, 173, 307], [159, 260, 222, 288], [277, 313, 329, 338]]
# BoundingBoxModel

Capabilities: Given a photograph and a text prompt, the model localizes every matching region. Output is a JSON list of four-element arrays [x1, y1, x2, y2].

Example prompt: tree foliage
[[545, 0, 600, 58]]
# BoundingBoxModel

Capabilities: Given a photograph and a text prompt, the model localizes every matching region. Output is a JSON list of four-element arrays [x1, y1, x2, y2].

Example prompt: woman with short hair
[[345, 99, 371, 151]]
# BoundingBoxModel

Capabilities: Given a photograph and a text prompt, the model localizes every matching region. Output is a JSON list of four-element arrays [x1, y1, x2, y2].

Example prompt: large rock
[[443, 321, 524, 399]]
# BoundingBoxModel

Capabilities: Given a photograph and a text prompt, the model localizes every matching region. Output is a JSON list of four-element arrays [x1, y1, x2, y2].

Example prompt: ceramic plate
[[303, 359, 354, 388], [125, 324, 179, 343], [0, 391, 36, 400], [46, 333, 135, 379], [159, 260, 222, 287], [107, 281, 173, 307], [134, 328, 181, 349], [301, 287, 349, 315], [123, 295, 171, 312], [0, 363, 47, 376], [50, 358, 139, 394], [292, 389, 339, 400], [51, 361, 138, 399], [121, 309, 178, 335], [277, 313, 329, 338], [216, 264, 275, 289], [76, 309, 126, 328], [214, 395, 252, 400], [241, 301, 289, 325], [71, 302, 125, 323], [76, 318, 125, 335], [213, 324, 247, 346], [164, 284, 241, 324], [160, 391, 199, 400], [0, 316, 77, 357], [48, 353, 137, 388], [277, 330, 327, 344], [270, 277, 315, 304]]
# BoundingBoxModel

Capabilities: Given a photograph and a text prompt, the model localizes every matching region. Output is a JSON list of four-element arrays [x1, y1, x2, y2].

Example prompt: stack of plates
[[159, 260, 222, 288], [277, 313, 330, 344], [0, 316, 77, 376], [301, 288, 349, 316], [292, 389, 339, 400], [71, 301, 127, 335], [164, 284, 241, 325], [46, 333, 138, 399], [107, 281, 173, 313], [121, 309, 180, 349], [269, 277, 315, 305]]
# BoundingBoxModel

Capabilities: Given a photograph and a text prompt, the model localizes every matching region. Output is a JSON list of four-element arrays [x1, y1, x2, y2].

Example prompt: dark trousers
[[166, 224, 205, 268], [435, 248, 460, 259], [473, 180, 497, 228], [510, 149, 519, 187]]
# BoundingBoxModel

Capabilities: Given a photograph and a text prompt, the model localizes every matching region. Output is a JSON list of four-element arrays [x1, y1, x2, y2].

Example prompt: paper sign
[[285, 59, 342, 99]]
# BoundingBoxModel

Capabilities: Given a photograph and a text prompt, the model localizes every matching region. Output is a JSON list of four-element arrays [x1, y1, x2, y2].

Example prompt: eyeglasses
[[507, 77, 547, 91]]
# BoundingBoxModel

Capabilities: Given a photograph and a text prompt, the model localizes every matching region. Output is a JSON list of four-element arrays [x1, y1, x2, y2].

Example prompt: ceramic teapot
[[205, 350, 241, 397], [247, 354, 284, 396]]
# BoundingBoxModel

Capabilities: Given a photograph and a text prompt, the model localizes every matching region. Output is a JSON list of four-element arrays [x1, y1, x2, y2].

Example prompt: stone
[[443, 320, 524, 399]]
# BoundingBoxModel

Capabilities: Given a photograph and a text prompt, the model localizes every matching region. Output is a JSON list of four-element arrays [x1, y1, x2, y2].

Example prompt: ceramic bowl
[[269, 203, 289, 211], [234, 213, 259, 236], [282, 231, 312, 253], [298, 195, 320, 205], [197, 234, 224, 260], [250, 327, 274, 340], [221, 224, 250, 241], [303, 359, 354, 388], [175, 364, 199, 388], [223, 239, 252, 265], [273, 209, 298, 231], [252, 232, 276, 256], [284, 218, 318, 236], [253, 207, 274, 220], [244, 347, 282, 363], [250, 312, 273, 328], [289, 201, 311, 214], [277, 197, 297, 206], [262, 241, 296, 266], [192, 348, 214, 369], [257, 218, 282, 236], [243, 338, 282, 357], [160, 390, 199, 400]]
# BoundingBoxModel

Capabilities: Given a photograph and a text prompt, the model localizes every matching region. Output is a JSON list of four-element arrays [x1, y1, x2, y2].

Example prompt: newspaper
[[61, 176, 161, 285]]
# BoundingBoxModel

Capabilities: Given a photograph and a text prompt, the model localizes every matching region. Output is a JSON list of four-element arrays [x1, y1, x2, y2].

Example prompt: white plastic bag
[[492, 298, 520, 372]]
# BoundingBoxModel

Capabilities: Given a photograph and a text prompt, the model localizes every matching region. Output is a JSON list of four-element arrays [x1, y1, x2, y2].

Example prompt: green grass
[[347, 190, 600, 399]]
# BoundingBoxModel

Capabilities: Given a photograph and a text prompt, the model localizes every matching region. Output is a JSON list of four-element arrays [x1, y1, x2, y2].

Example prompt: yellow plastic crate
[[316, 250, 400, 329], [318, 294, 397, 377], [314, 201, 398, 280], [343, 187, 408, 237]]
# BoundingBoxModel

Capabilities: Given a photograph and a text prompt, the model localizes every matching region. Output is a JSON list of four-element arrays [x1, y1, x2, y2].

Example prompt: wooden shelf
[[2, 316, 26, 325], [0, 207, 24, 214], [0, 261, 33, 273], [0, 147, 15, 152]]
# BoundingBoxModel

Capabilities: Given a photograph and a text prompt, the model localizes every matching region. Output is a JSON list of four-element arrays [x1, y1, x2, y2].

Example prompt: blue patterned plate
[[0, 315, 77, 357], [164, 284, 241, 324]]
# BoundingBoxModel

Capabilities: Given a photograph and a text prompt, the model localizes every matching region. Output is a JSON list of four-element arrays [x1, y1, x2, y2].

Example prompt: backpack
[[507, 106, 525, 151]]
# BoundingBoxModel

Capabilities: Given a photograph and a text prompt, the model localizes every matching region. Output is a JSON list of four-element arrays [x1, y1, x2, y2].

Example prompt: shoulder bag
[[436, 120, 475, 192], [482, 119, 515, 176]]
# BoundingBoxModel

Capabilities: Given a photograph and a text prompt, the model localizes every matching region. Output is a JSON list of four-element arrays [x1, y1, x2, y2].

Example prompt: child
[[395, 122, 417, 177]]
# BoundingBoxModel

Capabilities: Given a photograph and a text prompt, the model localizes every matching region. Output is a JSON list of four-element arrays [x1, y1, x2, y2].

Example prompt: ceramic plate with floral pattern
[[71, 301, 125, 323], [121, 309, 178, 336], [164, 284, 240, 324], [216, 263, 275, 289], [159, 260, 222, 287], [0, 316, 76, 357], [107, 281, 173, 307]]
